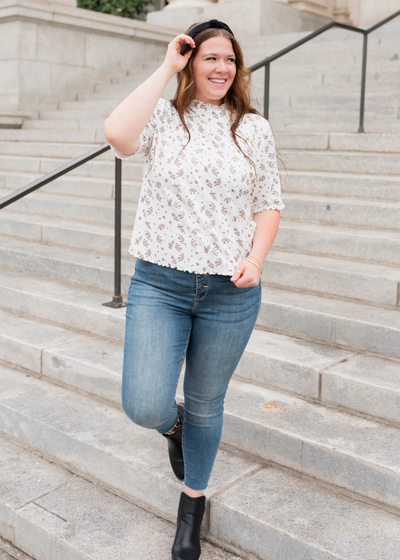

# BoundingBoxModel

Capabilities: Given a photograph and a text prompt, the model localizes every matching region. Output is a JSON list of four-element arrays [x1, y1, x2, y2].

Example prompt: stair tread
[[2, 207, 400, 242], [1, 364, 400, 560], [0, 187, 138, 209], [0, 210, 133, 234], [262, 284, 400, 326], [1, 228, 399, 283], [2, 306, 399, 460], [0, 433, 242, 560]]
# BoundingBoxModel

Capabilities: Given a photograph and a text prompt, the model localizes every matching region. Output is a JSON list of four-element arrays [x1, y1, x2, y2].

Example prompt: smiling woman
[[191, 36, 237, 103], [104, 18, 284, 560]]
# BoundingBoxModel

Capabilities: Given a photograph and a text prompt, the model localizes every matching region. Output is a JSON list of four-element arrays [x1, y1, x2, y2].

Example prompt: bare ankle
[[183, 484, 204, 498]]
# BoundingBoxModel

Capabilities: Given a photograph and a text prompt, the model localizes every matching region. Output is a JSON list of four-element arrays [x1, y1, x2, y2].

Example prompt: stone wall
[[0, 0, 179, 113], [147, 0, 331, 37], [347, 0, 399, 27]]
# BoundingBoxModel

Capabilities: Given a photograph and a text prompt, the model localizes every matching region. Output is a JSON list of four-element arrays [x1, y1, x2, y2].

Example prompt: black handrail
[[249, 10, 400, 132], [0, 143, 126, 308], [0, 10, 399, 308]]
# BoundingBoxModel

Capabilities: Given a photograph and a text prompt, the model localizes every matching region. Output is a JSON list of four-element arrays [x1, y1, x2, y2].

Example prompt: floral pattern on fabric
[[106, 97, 284, 275]]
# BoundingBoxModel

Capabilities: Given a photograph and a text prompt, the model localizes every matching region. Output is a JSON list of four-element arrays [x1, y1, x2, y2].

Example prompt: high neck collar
[[190, 99, 226, 111]]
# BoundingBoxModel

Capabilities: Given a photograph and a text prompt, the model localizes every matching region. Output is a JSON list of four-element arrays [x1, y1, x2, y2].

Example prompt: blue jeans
[[121, 258, 262, 491]]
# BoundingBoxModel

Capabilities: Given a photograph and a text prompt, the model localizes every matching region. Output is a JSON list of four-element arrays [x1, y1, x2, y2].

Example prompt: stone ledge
[[0, 0, 181, 40]]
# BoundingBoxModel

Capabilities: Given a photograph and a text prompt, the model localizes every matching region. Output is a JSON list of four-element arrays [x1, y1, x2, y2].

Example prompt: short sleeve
[[104, 97, 168, 160], [252, 118, 285, 213]]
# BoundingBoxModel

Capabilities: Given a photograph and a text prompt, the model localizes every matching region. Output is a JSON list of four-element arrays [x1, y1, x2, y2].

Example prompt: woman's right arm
[[104, 34, 196, 156]]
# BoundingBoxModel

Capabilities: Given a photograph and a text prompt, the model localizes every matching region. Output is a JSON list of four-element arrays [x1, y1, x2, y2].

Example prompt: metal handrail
[[249, 10, 400, 132], [0, 10, 399, 307], [0, 143, 126, 308]]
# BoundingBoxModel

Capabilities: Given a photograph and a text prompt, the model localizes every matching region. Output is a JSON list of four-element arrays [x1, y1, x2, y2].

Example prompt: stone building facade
[[148, 0, 399, 27]]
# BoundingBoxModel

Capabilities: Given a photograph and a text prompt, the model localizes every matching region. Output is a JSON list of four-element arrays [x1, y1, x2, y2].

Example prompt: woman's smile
[[192, 36, 237, 105]]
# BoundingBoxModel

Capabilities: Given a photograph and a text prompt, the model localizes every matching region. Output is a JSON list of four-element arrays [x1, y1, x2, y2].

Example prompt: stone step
[[1, 304, 399, 427], [0, 128, 104, 144], [0, 265, 399, 359], [0, 141, 106, 160], [22, 118, 112, 130], [288, 93, 400, 109], [280, 149, 400, 175], [0, 433, 243, 560], [113, 66, 400, 89], [0, 362, 261, 532], [2, 388, 400, 560], [270, 117, 400, 133], [2, 211, 400, 268], [265, 250, 400, 307], [0, 231, 399, 307], [56, 91, 400, 112], [259, 285, 400, 359], [210, 466, 400, 560], [78, 83, 399, 105], [0, 211, 133, 252], [37, 103, 400, 122], [275, 132, 400, 154], [57, 97, 291, 111], [94, 71, 323, 93], [2, 185, 400, 235], [87, 78, 400, 101], [0, 155, 143, 181], [238, 23, 400, 46], [20, 115, 400, 134], [135, 52, 399, 72], [274, 220, 400, 267], [0, 189, 138, 224], [0, 235, 135, 292], [1, 363, 400, 521], [0, 171, 141, 201], [283, 193, 400, 231], [1, 132, 400, 161], [264, 104, 400, 118], [246, 55, 400, 73], [280, 169, 400, 198]]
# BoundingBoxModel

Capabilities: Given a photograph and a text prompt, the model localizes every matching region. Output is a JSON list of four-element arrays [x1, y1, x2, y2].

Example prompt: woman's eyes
[[207, 57, 236, 62]]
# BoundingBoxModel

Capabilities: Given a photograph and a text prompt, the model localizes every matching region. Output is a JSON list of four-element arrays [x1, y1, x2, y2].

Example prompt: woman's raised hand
[[163, 34, 196, 74]]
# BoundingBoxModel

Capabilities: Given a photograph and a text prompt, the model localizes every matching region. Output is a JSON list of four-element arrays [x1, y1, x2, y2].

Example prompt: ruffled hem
[[253, 202, 285, 213], [128, 248, 233, 276]]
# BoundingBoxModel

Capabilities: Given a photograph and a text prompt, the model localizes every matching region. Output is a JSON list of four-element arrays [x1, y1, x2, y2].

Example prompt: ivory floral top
[[106, 97, 284, 275]]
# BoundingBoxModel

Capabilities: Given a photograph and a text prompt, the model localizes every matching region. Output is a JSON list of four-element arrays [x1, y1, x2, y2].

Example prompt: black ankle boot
[[171, 491, 206, 560], [162, 403, 185, 481]]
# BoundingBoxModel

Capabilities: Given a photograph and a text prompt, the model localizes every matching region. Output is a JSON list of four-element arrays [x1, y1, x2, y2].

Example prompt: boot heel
[[171, 491, 206, 560]]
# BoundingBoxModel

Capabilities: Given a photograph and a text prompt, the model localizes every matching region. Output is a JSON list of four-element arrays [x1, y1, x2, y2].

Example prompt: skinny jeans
[[121, 257, 262, 491]]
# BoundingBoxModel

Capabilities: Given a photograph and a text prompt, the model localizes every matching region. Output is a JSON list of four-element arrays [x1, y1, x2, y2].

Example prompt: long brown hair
[[170, 24, 267, 179]]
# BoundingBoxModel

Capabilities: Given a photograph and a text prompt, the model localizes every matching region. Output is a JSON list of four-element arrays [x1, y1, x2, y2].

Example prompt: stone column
[[333, 0, 353, 25], [164, 0, 218, 8]]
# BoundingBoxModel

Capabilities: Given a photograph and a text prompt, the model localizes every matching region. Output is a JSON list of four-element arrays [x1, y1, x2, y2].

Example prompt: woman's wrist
[[245, 255, 263, 273]]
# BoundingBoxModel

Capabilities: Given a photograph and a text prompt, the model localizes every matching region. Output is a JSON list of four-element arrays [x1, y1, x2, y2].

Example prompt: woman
[[104, 19, 284, 560]]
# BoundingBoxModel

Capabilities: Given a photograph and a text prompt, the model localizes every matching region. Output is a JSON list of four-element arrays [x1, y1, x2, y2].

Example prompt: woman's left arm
[[249, 208, 280, 265], [231, 117, 283, 287], [230, 209, 280, 287]]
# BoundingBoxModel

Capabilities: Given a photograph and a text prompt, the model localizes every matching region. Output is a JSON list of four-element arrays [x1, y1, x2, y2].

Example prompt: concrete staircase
[[1, 20, 400, 560]]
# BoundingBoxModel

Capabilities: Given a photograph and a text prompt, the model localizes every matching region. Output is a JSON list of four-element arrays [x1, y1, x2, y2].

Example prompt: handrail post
[[103, 157, 126, 308], [358, 33, 368, 133], [264, 62, 270, 120]]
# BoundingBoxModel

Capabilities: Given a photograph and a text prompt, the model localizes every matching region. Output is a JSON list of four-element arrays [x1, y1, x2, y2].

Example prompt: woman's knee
[[121, 393, 170, 430]]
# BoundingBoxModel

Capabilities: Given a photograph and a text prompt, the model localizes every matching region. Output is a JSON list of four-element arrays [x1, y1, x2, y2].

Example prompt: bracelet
[[245, 255, 263, 274], [248, 255, 263, 269]]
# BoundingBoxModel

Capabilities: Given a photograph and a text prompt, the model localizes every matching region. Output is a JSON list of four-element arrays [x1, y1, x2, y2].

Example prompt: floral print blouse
[[106, 97, 284, 275]]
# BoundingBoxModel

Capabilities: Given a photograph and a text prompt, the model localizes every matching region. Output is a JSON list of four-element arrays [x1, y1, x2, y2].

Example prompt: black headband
[[180, 19, 235, 56]]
